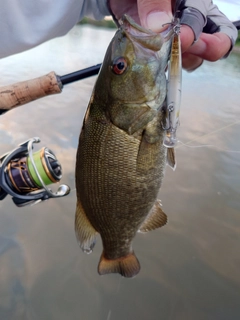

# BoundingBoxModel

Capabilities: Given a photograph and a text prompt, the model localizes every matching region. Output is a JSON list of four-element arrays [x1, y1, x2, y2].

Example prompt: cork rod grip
[[0, 71, 62, 114]]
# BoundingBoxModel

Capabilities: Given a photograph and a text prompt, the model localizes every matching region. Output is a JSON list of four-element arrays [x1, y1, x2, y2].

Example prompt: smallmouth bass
[[75, 15, 175, 277]]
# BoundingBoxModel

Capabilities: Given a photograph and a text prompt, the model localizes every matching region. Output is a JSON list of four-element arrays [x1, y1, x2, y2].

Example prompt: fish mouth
[[119, 14, 173, 51], [119, 15, 155, 36], [120, 15, 163, 51]]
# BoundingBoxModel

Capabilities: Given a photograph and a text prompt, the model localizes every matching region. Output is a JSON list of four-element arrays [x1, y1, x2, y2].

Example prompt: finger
[[137, 0, 172, 31], [180, 25, 203, 71], [186, 32, 232, 61], [180, 25, 195, 53], [109, 0, 138, 22], [182, 52, 203, 71]]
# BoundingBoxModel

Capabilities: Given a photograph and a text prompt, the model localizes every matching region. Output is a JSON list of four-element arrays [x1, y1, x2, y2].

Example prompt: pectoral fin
[[75, 200, 97, 254], [167, 147, 176, 171], [139, 200, 167, 233]]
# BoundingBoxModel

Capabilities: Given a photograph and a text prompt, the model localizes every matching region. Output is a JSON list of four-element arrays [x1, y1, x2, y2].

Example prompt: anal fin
[[139, 200, 167, 233], [98, 251, 140, 278], [75, 200, 97, 254]]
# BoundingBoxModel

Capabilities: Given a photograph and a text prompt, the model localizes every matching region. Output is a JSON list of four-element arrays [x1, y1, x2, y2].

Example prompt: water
[[0, 25, 240, 320]]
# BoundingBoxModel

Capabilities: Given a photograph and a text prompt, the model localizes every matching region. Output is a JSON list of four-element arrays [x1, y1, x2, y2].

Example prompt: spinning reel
[[0, 137, 70, 207]]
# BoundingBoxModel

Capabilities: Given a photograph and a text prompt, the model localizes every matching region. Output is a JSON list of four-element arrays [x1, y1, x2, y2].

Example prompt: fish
[[75, 14, 176, 278]]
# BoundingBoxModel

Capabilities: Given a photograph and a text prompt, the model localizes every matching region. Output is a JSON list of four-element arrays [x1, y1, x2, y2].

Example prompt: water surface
[[0, 25, 240, 320]]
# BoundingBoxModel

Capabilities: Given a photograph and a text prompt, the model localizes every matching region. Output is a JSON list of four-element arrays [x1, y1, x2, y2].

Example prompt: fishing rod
[[0, 65, 102, 207]]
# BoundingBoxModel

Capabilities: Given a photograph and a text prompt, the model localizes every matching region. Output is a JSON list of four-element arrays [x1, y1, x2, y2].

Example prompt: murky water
[[0, 25, 240, 320]]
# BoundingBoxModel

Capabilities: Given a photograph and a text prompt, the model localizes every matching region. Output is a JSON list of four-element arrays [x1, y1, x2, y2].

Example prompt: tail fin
[[98, 252, 140, 278]]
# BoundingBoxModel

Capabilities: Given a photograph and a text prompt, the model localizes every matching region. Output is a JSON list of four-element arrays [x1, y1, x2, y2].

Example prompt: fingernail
[[146, 12, 172, 32]]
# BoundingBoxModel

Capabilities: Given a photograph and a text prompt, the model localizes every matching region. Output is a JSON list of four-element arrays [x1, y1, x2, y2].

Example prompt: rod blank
[[60, 64, 101, 85]]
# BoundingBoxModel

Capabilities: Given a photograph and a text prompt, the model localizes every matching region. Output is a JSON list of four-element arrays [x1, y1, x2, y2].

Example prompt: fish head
[[97, 15, 173, 111]]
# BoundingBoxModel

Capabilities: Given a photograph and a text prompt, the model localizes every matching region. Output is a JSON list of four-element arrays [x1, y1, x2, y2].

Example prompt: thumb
[[138, 0, 173, 31]]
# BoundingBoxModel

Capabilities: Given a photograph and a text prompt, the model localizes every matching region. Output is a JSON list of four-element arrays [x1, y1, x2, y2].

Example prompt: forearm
[[0, 0, 109, 59]]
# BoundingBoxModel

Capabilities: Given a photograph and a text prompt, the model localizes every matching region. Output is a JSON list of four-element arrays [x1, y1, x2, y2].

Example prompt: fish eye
[[111, 57, 127, 75]]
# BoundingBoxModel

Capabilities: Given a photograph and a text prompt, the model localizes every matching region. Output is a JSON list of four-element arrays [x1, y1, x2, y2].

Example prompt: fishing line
[[104, 275, 122, 320], [106, 310, 112, 320], [175, 119, 240, 154], [177, 140, 240, 153]]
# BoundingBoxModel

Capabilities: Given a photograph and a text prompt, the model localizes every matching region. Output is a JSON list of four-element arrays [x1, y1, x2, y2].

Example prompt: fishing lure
[[163, 19, 182, 148]]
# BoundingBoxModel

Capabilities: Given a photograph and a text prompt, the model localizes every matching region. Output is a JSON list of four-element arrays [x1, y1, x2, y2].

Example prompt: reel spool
[[0, 137, 70, 206]]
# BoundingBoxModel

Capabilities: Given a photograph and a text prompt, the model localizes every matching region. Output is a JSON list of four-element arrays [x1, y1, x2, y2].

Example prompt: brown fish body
[[75, 15, 174, 277]]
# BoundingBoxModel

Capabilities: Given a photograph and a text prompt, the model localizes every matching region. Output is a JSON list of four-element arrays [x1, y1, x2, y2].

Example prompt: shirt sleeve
[[0, 0, 110, 59]]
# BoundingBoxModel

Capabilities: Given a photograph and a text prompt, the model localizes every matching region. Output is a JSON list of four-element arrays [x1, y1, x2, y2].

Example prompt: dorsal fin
[[139, 200, 167, 233]]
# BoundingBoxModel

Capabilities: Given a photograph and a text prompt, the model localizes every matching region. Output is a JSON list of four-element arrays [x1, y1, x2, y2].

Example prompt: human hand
[[179, 26, 232, 71], [109, 0, 236, 71]]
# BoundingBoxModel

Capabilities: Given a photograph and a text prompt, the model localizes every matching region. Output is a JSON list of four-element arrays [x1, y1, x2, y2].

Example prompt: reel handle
[[0, 72, 62, 115]]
